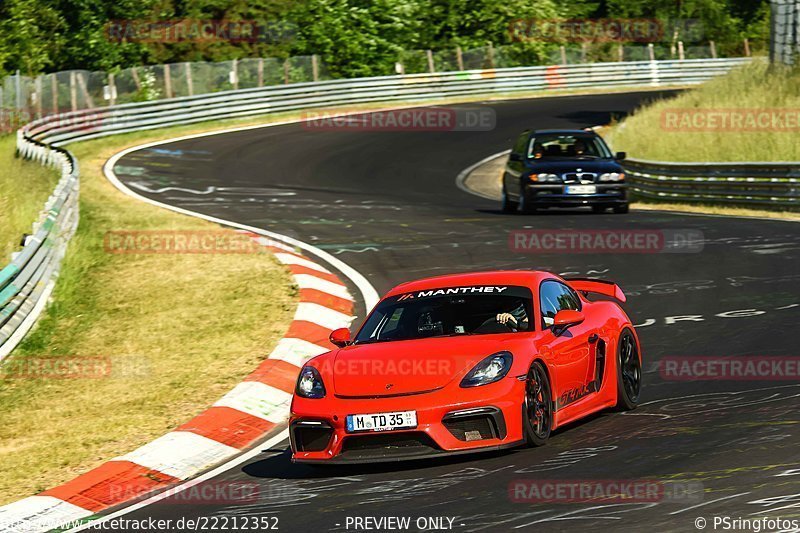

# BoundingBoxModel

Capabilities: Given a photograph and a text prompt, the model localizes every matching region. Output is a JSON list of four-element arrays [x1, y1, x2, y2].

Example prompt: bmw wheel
[[523, 361, 552, 446], [501, 184, 518, 213], [518, 186, 536, 214], [615, 329, 641, 410], [613, 204, 629, 214]]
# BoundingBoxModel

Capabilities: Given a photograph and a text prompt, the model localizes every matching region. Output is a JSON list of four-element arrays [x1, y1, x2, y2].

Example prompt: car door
[[538, 280, 596, 410], [504, 131, 530, 196]]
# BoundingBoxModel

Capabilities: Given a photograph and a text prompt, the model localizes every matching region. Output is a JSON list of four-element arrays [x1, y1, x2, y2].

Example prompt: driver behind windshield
[[496, 301, 528, 330]]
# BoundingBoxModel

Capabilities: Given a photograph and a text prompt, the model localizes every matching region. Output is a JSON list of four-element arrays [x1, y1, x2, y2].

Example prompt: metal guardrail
[[22, 58, 750, 146], [0, 134, 79, 360], [623, 158, 800, 207], [2, 57, 752, 357]]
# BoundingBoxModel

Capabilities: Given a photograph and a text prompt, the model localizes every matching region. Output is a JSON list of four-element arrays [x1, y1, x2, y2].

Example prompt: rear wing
[[565, 278, 626, 303]]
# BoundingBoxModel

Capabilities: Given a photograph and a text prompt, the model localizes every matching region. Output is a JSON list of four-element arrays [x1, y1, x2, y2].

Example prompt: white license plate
[[346, 410, 417, 433], [565, 185, 597, 194]]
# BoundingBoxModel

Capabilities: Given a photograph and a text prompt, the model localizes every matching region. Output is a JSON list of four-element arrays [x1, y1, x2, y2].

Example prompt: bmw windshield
[[354, 285, 533, 344], [528, 133, 612, 160]]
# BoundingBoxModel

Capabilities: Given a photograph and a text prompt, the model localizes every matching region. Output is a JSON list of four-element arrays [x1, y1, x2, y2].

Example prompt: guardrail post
[[678, 41, 685, 60], [456, 46, 464, 71], [312, 54, 319, 81], [69, 72, 77, 112], [107, 73, 116, 106], [581, 43, 588, 63], [710, 40, 717, 58], [164, 64, 173, 98], [232, 59, 239, 90], [185, 62, 193, 96], [649, 47, 660, 87], [560, 46, 567, 65], [257, 58, 264, 87], [283, 59, 290, 84], [76, 73, 94, 108], [426, 49, 435, 73], [617, 44, 624, 62], [648, 43, 655, 62], [744, 38, 751, 57], [487, 42, 495, 68], [131, 68, 142, 91], [15, 70, 22, 111], [51, 74, 58, 114], [34, 76, 42, 118]]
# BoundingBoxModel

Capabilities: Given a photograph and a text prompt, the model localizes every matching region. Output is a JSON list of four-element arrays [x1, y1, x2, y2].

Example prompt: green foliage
[[0, 0, 773, 78]]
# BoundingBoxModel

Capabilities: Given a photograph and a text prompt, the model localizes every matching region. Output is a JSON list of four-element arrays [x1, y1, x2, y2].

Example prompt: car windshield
[[527, 133, 611, 160], [354, 285, 533, 344]]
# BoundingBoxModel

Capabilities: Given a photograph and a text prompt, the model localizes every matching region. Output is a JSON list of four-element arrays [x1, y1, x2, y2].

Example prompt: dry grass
[[0, 133, 297, 503], [607, 60, 800, 162], [0, 135, 60, 262]]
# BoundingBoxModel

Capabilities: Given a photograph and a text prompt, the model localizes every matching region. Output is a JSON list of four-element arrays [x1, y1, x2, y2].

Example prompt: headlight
[[460, 351, 513, 387], [530, 173, 560, 183], [598, 172, 625, 182], [296, 366, 326, 398]]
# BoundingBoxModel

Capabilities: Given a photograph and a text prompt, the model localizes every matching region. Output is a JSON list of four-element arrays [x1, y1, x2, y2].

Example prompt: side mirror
[[552, 309, 585, 335], [615, 151, 627, 160], [329, 327, 352, 348]]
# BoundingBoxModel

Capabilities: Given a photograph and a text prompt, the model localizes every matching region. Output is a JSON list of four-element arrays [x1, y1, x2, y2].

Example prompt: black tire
[[613, 204, 629, 214], [523, 361, 552, 446], [518, 186, 537, 214], [615, 329, 641, 410], [501, 184, 518, 213], [592, 205, 607, 213]]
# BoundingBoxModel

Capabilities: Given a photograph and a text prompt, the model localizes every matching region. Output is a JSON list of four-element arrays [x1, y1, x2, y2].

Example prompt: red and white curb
[[0, 234, 357, 533]]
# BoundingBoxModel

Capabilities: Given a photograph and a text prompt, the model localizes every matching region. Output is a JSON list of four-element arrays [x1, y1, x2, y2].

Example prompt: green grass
[[0, 130, 298, 504], [607, 60, 800, 162], [0, 135, 60, 262]]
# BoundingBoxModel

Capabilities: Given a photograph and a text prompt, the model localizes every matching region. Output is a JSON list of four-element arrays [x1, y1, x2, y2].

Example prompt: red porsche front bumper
[[289, 376, 527, 463]]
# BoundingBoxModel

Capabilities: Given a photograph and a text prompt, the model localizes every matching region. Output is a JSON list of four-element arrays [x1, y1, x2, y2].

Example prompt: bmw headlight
[[598, 172, 625, 182], [296, 366, 326, 398], [530, 173, 560, 183], [460, 351, 513, 387]]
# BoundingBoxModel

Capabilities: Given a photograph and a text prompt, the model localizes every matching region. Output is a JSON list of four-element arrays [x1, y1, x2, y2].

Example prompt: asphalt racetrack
[[107, 91, 800, 532]]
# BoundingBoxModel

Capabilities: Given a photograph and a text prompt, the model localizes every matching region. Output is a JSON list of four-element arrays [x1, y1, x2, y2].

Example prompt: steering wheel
[[474, 316, 517, 334]]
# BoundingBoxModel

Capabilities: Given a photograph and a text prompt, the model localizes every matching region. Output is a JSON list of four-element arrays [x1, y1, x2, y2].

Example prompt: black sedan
[[502, 129, 628, 214]]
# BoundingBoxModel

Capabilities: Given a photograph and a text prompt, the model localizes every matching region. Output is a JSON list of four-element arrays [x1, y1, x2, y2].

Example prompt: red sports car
[[289, 270, 642, 463]]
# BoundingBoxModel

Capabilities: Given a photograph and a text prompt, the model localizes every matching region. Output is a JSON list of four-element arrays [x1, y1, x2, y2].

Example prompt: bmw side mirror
[[329, 327, 352, 347], [615, 151, 627, 161], [552, 310, 585, 335]]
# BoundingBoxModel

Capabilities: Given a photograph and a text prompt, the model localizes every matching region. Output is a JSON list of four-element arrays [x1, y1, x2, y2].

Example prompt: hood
[[328, 335, 517, 397]]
